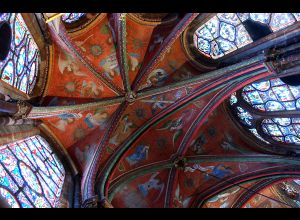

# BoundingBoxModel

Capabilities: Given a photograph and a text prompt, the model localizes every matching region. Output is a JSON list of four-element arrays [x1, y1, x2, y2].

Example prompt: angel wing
[[183, 197, 192, 208], [173, 129, 183, 147], [175, 185, 180, 200], [156, 120, 173, 131], [153, 183, 165, 203]]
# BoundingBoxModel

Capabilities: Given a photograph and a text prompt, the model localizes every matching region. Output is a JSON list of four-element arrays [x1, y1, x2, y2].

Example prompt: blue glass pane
[[61, 13, 85, 23], [0, 136, 65, 208], [17, 192, 33, 208], [196, 27, 213, 41], [235, 24, 253, 48], [219, 22, 236, 41], [230, 93, 238, 105], [0, 13, 39, 94], [0, 188, 20, 208], [293, 13, 300, 21], [249, 128, 270, 144], [269, 13, 296, 32], [194, 13, 299, 59], [236, 106, 253, 126], [210, 40, 224, 59], [217, 13, 241, 25], [216, 38, 237, 54], [205, 17, 220, 38], [231, 75, 300, 146], [197, 38, 211, 56], [242, 78, 300, 112], [262, 118, 300, 145], [252, 81, 270, 91], [249, 13, 271, 24]]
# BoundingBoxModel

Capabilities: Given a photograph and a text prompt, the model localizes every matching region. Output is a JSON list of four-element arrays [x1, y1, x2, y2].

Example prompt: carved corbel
[[100, 198, 114, 208], [81, 196, 98, 208], [267, 43, 300, 75], [12, 101, 33, 120]]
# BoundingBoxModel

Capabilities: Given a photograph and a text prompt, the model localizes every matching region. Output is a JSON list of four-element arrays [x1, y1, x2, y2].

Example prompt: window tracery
[[0, 13, 39, 94], [229, 78, 300, 146], [0, 135, 65, 208], [194, 13, 300, 59]]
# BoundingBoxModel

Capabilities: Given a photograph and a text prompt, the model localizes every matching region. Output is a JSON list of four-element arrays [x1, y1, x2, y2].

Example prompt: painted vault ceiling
[[1, 13, 300, 208]]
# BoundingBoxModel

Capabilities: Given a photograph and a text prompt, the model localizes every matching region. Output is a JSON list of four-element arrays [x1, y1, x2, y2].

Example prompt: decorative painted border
[[127, 13, 180, 26]]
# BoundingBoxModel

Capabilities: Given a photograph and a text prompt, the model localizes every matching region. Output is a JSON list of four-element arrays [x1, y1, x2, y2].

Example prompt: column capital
[[13, 100, 33, 120]]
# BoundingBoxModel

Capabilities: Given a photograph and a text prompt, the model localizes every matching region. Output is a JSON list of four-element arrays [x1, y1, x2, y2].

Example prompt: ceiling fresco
[[1, 13, 300, 208], [41, 13, 300, 208]]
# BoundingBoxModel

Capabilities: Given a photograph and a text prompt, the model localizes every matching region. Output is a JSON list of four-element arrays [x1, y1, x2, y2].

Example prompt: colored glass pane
[[0, 188, 20, 208], [236, 106, 253, 126], [262, 118, 300, 145], [194, 13, 299, 59], [0, 136, 65, 208], [230, 74, 300, 145], [0, 13, 39, 94], [242, 78, 300, 112], [61, 13, 85, 23]]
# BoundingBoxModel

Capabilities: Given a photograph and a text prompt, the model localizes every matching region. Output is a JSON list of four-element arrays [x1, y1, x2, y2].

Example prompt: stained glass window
[[0, 13, 39, 94], [61, 13, 86, 24], [242, 78, 300, 112], [230, 78, 300, 146], [194, 13, 299, 59], [0, 135, 65, 208]]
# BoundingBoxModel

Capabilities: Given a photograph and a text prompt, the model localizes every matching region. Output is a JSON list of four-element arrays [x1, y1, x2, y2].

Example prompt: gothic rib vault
[[1, 13, 300, 208]]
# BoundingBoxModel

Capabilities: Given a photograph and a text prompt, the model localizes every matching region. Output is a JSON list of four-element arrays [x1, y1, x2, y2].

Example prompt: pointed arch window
[[0, 13, 39, 94], [194, 13, 300, 59], [229, 77, 300, 146], [61, 13, 86, 24], [0, 135, 65, 208]]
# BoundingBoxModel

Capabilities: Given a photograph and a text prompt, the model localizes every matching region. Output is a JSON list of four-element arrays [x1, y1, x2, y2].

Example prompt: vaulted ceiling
[[8, 13, 300, 208]]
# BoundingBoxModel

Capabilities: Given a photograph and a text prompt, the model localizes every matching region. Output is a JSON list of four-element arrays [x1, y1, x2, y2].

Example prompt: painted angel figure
[[74, 144, 95, 167], [149, 34, 164, 52], [173, 184, 192, 208], [126, 145, 150, 166], [81, 80, 104, 97], [156, 109, 195, 147], [74, 34, 94, 52], [48, 113, 83, 132], [84, 110, 109, 129], [185, 163, 234, 180], [141, 95, 174, 115], [138, 172, 165, 203], [99, 52, 120, 80], [58, 51, 87, 77], [206, 187, 240, 208], [147, 68, 168, 87], [109, 114, 137, 146], [128, 53, 140, 72]]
